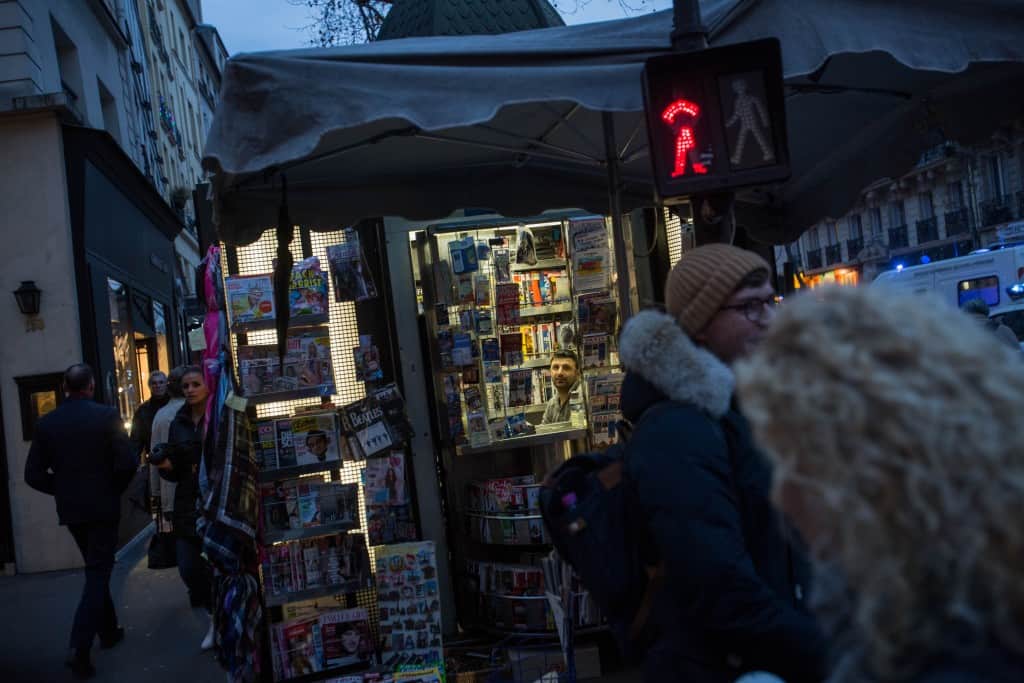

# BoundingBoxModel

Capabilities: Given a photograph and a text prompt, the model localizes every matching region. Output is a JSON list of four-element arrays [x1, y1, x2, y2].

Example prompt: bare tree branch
[[288, 0, 659, 47]]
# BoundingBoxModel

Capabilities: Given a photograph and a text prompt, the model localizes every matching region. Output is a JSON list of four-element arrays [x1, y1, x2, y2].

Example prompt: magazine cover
[[474, 275, 491, 306], [578, 294, 618, 335], [365, 452, 408, 507], [371, 383, 414, 449], [261, 482, 291, 532], [483, 361, 502, 384], [375, 542, 444, 672], [475, 309, 493, 335], [480, 338, 500, 363], [500, 333, 523, 367], [289, 412, 341, 467], [297, 482, 321, 528], [318, 482, 358, 527], [274, 419, 298, 469], [495, 283, 520, 326], [447, 236, 479, 274], [451, 332, 473, 366], [327, 234, 378, 303], [282, 617, 324, 676], [284, 328, 335, 393], [253, 419, 278, 468], [226, 274, 275, 325], [341, 395, 393, 459], [506, 369, 533, 408], [353, 345, 384, 383], [321, 533, 373, 588], [237, 351, 279, 396], [364, 452, 416, 546], [493, 248, 511, 283], [288, 257, 330, 317], [530, 224, 565, 260], [321, 607, 374, 669]]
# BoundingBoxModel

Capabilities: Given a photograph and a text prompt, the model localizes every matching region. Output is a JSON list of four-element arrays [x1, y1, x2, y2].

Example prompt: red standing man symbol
[[661, 99, 708, 177]]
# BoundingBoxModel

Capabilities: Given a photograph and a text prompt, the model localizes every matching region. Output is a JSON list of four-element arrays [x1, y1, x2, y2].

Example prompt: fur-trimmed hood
[[618, 309, 734, 419]]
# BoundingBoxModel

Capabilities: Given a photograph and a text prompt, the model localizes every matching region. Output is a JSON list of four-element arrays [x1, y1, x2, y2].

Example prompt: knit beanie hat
[[664, 244, 770, 336]]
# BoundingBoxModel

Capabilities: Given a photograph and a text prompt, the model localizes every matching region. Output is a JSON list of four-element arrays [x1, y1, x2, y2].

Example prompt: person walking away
[[541, 350, 580, 424], [24, 363, 137, 679], [617, 244, 828, 683], [735, 286, 1024, 681], [961, 298, 1019, 350], [148, 367, 187, 566], [129, 371, 169, 458], [153, 365, 214, 650]]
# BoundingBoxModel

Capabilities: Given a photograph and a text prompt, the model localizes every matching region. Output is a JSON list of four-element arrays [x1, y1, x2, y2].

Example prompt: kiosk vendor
[[541, 350, 580, 424]]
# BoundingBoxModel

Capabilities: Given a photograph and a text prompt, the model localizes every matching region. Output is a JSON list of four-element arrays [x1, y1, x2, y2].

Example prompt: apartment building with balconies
[[776, 121, 1024, 291]]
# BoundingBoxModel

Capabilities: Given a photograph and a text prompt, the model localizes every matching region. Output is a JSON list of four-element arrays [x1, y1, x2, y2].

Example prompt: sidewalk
[[0, 527, 223, 682]]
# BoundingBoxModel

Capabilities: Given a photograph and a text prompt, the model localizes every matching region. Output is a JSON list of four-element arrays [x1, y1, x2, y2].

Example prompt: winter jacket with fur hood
[[618, 310, 828, 683]]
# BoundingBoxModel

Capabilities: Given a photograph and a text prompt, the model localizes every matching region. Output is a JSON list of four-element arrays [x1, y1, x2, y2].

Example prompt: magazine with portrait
[[317, 482, 358, 527], [290, 412, 342, 467], [252, 419, 278, 468], [375, 542, 444, 672], [371, 382, 414, 448], [274, 419, 298, 469], [353, 344, 384, 383], [327, 234, 378, 303], [341, 395, 393, 460], [321, 607, 375, 669]]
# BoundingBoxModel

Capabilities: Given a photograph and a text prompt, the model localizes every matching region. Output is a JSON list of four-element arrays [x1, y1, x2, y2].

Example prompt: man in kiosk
[[541, 350, 580, 424]]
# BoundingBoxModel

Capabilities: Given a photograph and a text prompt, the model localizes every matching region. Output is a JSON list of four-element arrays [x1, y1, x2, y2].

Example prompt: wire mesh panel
[[222, 227, 383, 643]]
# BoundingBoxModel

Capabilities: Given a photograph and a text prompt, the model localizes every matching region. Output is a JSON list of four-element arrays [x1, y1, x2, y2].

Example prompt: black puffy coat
[[618, 310, 828, 683], [158, 403, 205, 538]]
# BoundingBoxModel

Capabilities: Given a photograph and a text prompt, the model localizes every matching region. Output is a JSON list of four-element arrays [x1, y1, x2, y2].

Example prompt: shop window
[[14, 373, 65, 441], [958, 275, 1000, 307], [806, 226, 820, 250], [847, 214, 863, 239], [109, 278, 140, 419], [946, 181, 963, 209]]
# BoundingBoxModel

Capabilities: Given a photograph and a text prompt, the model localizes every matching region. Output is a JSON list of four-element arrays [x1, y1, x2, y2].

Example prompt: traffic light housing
[[642, 38, 790, 203]]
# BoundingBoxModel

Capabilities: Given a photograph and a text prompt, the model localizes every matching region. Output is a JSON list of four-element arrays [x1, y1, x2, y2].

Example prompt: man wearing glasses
[[616, 244, 826, 683]]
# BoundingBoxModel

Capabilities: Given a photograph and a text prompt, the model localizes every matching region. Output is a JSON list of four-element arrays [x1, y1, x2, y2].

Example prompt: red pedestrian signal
[[642, 38, 790, 203], [661, 99, 708, 177]]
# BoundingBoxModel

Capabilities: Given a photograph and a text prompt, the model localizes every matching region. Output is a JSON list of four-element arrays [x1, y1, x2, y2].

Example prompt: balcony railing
[[825, 244, 843, 266], [916, 216, 939, 244], [944, 207, 970, 235], [847, 237, 863, 260], [806, 248, 823, 270], [980, 195, 1014, 227], [888, 225, 909, 249]]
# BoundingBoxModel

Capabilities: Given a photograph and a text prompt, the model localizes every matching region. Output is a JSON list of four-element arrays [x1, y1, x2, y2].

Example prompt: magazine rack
[[408, 213, 626, 654]]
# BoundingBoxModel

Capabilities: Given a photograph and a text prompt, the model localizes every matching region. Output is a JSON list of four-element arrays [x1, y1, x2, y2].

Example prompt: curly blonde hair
[[734, 285, 1024, 679]]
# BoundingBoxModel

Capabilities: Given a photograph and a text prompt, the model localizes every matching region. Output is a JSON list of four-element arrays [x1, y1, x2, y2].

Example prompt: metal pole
[[671, 0, 708, 52], [604, 111, 634, 321]]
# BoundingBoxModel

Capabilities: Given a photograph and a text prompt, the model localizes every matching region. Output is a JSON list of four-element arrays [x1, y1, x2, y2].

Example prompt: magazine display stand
[[223, 230, 434, 683], [409, 215, 617, 648]]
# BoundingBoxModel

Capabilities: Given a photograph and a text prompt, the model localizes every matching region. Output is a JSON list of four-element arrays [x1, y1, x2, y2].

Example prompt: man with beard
[[541, 350, 579, 424]]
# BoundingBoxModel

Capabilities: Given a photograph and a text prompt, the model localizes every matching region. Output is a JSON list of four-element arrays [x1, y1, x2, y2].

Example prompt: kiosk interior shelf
[[456, 428, 586, 457], [258, 461, 341, 483]]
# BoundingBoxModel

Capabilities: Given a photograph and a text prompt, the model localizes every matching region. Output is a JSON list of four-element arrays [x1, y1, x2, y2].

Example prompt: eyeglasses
[[718, 296, 778, 322]]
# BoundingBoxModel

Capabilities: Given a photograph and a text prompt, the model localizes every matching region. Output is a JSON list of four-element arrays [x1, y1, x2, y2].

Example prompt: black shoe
[[65, 651, 96, 680], [99, 626, 125, 649]]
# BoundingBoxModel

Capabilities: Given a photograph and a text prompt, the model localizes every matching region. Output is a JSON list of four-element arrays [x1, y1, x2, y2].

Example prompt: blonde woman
[[735, 286, 1024, 682]]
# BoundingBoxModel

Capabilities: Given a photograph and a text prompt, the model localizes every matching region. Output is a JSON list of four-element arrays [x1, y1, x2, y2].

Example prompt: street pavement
[[0, 526, 223, 683]]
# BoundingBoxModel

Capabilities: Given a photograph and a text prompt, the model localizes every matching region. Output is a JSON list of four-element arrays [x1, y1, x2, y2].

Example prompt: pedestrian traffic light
[[642, 38, 790, 203]]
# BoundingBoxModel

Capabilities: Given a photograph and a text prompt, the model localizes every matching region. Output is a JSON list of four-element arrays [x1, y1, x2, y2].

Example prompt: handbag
[[148, 530, 178, 569]]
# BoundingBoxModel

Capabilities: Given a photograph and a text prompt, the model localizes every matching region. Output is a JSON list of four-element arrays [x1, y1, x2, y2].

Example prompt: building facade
[[0, 0, 226, 574], [775, 122, 1024, 290]]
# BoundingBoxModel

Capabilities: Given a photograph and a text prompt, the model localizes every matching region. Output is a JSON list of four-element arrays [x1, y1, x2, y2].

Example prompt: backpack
[[539, 402, 670, 661]]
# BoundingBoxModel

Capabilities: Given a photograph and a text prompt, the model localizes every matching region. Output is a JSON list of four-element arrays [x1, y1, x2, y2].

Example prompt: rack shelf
[[263, 519, 361, 544], [465, 512, 542, 521], [517, 302, 572, 318], [258, 461, 341, 483], [511, 258, 568, 273], [275, 660, 372, 683], [458, 427, 586, 456], [231, 313, 330, 332], [245, 387, 331, 406], [263, 578, 372, 608]]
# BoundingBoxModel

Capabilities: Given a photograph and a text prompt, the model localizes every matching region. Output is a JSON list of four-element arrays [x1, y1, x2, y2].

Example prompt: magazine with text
[[226, 274, 275, 326]]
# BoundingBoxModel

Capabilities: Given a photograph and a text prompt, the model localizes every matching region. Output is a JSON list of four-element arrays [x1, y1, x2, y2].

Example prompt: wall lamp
[[13, 280, 42, 316]]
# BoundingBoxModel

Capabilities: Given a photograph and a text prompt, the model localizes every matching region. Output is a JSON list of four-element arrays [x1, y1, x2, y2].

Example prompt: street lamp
[[13, 280, 42, 316]]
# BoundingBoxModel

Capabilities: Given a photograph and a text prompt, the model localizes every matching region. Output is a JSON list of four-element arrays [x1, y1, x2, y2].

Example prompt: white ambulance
[[872, 244, 1024, 340]]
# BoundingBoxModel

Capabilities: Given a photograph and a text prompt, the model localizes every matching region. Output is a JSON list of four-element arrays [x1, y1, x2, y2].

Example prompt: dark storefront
[[62, 126, 186, 545]]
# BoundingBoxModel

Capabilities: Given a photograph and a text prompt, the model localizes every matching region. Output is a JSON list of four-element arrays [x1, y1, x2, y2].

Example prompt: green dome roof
[[377, 0, 565, 40]]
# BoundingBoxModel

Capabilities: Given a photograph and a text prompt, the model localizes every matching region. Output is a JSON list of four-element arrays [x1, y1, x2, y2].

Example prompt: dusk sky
[[201, 0, 674, 55]]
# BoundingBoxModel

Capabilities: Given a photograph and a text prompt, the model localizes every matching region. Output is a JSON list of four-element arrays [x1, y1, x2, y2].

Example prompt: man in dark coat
[[618, 244, 828, 683], [129, 370, 169, 458], [24, 364, 137, 679]]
